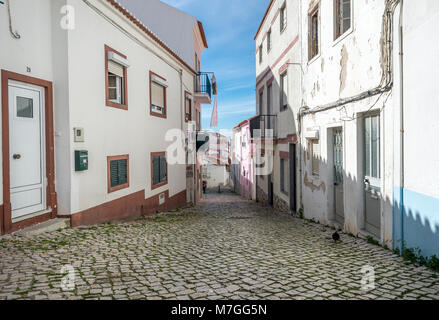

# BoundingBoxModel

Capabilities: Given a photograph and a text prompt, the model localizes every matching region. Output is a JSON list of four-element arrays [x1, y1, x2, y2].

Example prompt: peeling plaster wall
[[299, 0, 394, 247]]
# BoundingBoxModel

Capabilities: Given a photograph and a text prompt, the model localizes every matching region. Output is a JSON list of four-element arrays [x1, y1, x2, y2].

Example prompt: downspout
[[398, 0, 405, 251]]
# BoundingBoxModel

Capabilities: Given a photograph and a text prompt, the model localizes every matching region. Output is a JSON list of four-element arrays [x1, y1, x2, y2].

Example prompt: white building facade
[[0, 0, 210, 234], [254, 0, 301, 213]]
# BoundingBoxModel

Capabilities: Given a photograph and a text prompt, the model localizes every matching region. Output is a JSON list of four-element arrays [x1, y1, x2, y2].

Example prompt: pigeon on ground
[[332, 231, 340, 243]]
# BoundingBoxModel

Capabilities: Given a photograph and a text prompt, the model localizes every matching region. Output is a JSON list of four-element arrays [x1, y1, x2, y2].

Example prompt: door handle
[[13, 154, 21, 160]]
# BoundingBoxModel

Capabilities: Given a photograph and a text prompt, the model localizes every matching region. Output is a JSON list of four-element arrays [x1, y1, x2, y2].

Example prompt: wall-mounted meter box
[[75, 150, 88, 171]]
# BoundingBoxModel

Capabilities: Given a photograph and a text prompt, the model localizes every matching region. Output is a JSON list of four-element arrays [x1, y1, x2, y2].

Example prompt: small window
[[107, 155, 129, 193], [259, 44, 263, 64], [105, 45, 128, 109], [309, 7, 320, 60], [151, 152, 168, 189], [259, 90, 264, 115], [185, 94, 192, 122], [16, 96, 33, 118], [310, 139, 320, 176], [335, 0, 352, 40], [280, 71, 288, 111], [280, 3, 287, 32], [150, 72, 167, 118], [280, 158, 289, 195], [267, 29, 272, 52]]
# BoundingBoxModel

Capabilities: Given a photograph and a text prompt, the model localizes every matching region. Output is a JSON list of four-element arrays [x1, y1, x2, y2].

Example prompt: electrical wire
[[7, 0, 20, 39]]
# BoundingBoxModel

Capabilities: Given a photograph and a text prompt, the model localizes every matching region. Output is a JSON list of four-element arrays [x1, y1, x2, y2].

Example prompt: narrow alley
[[1, 191, 438, 300]]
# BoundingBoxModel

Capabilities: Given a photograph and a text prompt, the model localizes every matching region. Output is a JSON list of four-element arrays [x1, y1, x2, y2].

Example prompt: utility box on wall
[[75, 150, 88, 171]]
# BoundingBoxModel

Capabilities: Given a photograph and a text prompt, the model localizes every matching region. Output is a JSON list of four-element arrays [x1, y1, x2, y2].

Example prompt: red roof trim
[[106, 0, 197, 75], [254, 0, 275, 40], [197, 21, 208, 48]]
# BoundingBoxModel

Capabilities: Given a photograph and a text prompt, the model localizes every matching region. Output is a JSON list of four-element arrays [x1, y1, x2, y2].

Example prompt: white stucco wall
[[1, 0, 196, 218], [299, 0, 394, 245]]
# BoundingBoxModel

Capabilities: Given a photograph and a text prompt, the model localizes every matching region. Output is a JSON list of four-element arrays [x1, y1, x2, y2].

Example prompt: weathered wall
[[254, 0, 301, 211], [299, 0, 394, 246]]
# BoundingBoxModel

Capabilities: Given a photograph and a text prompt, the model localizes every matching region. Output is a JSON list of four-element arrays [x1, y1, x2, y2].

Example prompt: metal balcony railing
[[195, 72, 212, 100], [250, 115, 277, 139]]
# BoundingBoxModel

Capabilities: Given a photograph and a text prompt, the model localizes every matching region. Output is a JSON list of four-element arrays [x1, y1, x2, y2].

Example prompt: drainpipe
[[398, 0, 405, 251]]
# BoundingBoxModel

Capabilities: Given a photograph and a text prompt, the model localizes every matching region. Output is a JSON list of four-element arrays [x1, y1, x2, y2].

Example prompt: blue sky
[[161, 0, 268, 137]]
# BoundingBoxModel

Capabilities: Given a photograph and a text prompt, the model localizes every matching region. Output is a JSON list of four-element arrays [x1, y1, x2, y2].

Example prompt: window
[[280, 3, 287, 32], [107, 155, 129, 193], [334, 0, 352, 40], [185, 92, 192, 122], [150, 71, 167, 118], [259, 90, 264, 115], [267, 84, 272, 115], [151, 152, 168, 189], [310, 139, 320, 176], [105, 45, 128, 110], [280, 158, 289, 195], [308, 6, 320, 61], [259, 44, 263, 64], [280, 71, 288, 111], [365, 115, 380, 179], [267, 29, 272, 52]]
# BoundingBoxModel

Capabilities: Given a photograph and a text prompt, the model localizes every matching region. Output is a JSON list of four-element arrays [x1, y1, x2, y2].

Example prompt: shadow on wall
[[297, 134, 439, 258], [251, 52, 439, 260]]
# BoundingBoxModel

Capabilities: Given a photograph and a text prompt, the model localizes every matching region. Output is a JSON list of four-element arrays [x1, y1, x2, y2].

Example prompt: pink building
[[232, 118, 256, 200]]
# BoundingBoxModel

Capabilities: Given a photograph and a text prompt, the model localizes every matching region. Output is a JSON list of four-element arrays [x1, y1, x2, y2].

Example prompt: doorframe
[[1, 70, 57, 235]]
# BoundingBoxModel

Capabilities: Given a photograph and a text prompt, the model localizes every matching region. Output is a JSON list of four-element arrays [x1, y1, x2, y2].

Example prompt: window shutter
[[151, 82, 165, 108], [160, 156, 167, 183], [118, 159, 127, 185], [108, 61, 124, 78], [110, 160, 119, 187], [153, 156, 160, 185]]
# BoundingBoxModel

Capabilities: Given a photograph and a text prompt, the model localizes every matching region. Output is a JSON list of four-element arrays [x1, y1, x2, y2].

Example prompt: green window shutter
[[118, 159, 128, 185], [110, 160, 119, 187], [160, 156, 167, 182], [153, 156, 160, 185]]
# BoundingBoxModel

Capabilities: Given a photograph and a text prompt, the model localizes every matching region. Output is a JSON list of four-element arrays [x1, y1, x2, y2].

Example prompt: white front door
[[9, 82, 46, 220]]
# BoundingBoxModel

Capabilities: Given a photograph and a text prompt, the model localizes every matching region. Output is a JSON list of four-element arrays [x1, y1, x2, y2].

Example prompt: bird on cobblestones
[[332, 231, 340, 243]]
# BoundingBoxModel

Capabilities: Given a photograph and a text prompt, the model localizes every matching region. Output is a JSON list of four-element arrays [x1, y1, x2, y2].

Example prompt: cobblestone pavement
[[1, 190, 438, 300]]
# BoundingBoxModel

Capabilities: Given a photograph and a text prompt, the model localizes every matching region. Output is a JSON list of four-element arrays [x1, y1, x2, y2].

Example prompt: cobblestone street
[[0, 191, 438, 300]]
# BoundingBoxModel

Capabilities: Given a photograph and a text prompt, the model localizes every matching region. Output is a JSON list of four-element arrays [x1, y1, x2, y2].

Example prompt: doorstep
[[10, 218, 70, 237]]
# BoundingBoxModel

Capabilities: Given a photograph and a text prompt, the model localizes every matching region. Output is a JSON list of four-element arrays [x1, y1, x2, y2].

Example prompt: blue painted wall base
[[393, 187, 439, 257]]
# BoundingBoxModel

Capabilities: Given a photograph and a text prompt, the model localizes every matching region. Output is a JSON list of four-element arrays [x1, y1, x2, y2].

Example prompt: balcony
[[250, 115, 277, 139], [194, 72, 212, 105]]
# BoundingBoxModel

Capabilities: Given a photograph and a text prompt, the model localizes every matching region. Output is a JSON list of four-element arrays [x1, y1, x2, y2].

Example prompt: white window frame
[[333, 0, 354, 44], [108, 73, 123, 104]]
